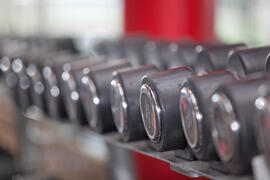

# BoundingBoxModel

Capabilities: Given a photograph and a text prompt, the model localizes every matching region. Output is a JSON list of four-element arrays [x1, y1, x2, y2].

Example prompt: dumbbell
[[210, 76, 270, 174], [140, 43, 244, 151], [254, 53, 270, 171], [58, 57, 105, 125], [0, 40, 31, 106], [25, 48, 70, 110], [142, 40, 170, 70], [94, 39, 126, 59], [79, 61, 132, 133], [56, 36, 149, 124], [179, 45, 270, 161], [110, 40, 202, 141], [118, 36, 147, 66], [87, 38, 191, 133], [110, 65, 159, 141], [42, 52, 76, 119], [0, 56, 20, 105], [254, 88, 270, 172], [54, 37, 150, 128]]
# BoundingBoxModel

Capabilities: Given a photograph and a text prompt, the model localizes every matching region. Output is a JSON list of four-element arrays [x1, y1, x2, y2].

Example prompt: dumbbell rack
[[14, 106, 255, 180], [97, 132, 250, 180], [0, 79, 265, 179]]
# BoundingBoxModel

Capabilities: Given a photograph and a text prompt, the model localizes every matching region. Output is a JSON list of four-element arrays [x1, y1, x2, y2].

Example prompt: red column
[[187, 0, 216, 41], [124, 0, 216, 179], [133, 152, 210, 180], [124, 0, 215, 41]]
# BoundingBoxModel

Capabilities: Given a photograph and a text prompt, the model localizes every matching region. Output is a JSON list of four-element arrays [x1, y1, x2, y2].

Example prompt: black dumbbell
[[179, 45, 270, 161], [119, 36, 147, 66], [227, 46, 270, 79], [255, 53, 270, 171], [140, 66, 194, 151], [109, 40, 198, 141], [94, 39, 125, 59], [0, 56, 20, 105], [16, 48, 58, 111], [254, 89, 270, 171], [11, 57, 32, 111], [210, 76, 270, 174], [180, 70, 237, 160], [110, 65, 159, 141], [57, 37, 147, 124], [0, 41, 32, 108], [58, 58, 105, 125], [159, 40, 193, 69], [42, 53, 74, 119], [178, 44, 247, 159], [143, 40, 170, 70], [194, 43, 246, 75], [79, 61, 132, 133], [139, 43, 243, 151], [24, 48, 62, 112]]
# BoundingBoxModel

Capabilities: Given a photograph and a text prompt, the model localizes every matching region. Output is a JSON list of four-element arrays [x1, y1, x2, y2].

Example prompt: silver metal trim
[[140, 83, 161, 141], [110, 76, 128, 134], [180, 87, 202, 149], [210, 93, 240, 162], [82, 75, 101, 129]]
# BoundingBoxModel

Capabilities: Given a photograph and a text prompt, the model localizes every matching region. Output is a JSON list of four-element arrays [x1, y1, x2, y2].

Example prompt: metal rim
[[210, 93, 239, 162], [140, 83, 161, 141], [110, 76, 128, 134], [61, 71, 79, 121], [0, 56, 11, 72], [81, 75, 101, 129], [255, 96, 270, 168], [12, 58, 23, 73], [180, 86, 202, 149]]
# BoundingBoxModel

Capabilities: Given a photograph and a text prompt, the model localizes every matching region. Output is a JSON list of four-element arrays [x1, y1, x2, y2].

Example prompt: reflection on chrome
[[12, 58, 23, 73], [81, 76, 88, 84], [34, 81, 45, 94], [255, 97, 265, 110], [180, 87, 201, 149], [140, 84, 161, 141], [71, 91, 79, 101], [63, 63, 71, 72], [26, 64, 37, 76], [43, 66, 52, 78], [61, 71, 70, 81], [110, 77, 127, 134], [255, 95, 270, 167], [82, 67, 90, 74], [50, 86, 60, 97], [86, 77, 100, 129], [211, 93, 239, 162], [0, 56, 11, 72]]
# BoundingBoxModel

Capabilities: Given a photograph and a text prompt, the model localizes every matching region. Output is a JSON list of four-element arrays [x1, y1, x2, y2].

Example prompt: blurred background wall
[[0, 0, 123, 38], [0, 0, 270, 45]]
